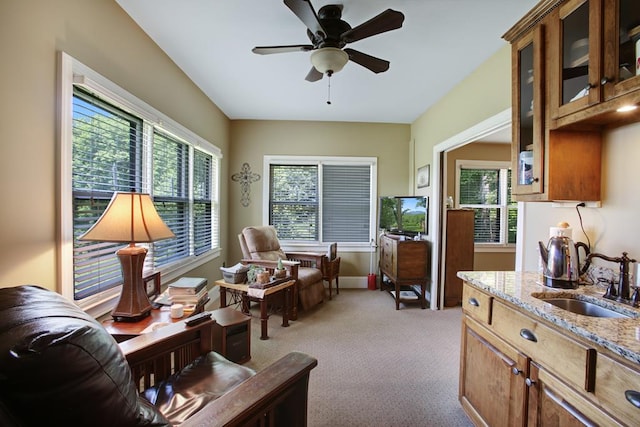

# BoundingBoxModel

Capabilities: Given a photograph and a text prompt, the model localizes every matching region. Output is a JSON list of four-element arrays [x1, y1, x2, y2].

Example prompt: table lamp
[[79, 192, 175, 321]]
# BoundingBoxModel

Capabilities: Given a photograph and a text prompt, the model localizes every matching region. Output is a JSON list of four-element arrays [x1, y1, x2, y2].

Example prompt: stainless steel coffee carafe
[[538, 233, 589, 289]]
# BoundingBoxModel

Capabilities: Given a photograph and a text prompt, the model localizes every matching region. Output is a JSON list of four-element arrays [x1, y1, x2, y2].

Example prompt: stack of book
[[168, 277, 208, 306]]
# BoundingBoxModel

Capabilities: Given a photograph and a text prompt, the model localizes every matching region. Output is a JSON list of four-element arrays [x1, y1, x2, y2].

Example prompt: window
[[265, 156, 377, 248], [456, 160, 516, 246], [59, 52, 221, 311]]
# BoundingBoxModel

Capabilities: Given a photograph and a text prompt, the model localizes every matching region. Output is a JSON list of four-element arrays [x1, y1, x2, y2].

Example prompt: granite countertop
[[457, 271, 640, 365]]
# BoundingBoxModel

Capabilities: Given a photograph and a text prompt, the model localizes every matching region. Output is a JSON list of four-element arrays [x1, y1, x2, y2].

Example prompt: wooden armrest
[[241, 258, 300, 267], [182, 352, 318, 427], [120, 318, 215, 391], [286, 252, 327, 269]]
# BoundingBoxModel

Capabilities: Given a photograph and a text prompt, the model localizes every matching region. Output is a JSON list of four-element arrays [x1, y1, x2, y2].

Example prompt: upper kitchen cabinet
[[602, 0, 640, 101], [505, 1, 602, 202], [549, 0, 603, 120], [548, 0, 640, 127], [511, 26, 544, 197]]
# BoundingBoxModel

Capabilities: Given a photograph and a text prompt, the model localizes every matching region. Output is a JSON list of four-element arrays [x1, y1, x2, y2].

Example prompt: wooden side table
[[102, 298, 208, 342], [214, 278, 295, 340], [211, 307, 251, 364]]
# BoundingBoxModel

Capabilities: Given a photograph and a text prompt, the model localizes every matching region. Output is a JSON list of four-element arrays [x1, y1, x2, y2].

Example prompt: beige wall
[[0, 0, 230, 291], [228, 120, 411, 277], [411, 46, 513, 179]]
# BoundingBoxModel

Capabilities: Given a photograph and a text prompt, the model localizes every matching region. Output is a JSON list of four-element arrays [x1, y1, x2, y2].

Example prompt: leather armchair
[[238, 226, 327, 319], [0, 285, 317, 426]]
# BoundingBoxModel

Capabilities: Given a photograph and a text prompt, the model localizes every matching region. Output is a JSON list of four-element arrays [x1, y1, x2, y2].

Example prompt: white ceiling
[[115, 0, 537, 124]]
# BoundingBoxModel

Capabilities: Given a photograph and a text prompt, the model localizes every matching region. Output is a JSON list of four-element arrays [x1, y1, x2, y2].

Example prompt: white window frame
[[263, 155, 378, 253], [455, 159, 515, 252], [58, 52, 222, 317]]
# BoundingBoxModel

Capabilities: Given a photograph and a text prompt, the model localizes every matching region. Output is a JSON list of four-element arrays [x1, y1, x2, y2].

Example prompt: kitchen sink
[[541, 298, 630, 318]]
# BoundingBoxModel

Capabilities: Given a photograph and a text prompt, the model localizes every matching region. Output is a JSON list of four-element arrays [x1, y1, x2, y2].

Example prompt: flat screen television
[[378, 196, 428, 237]]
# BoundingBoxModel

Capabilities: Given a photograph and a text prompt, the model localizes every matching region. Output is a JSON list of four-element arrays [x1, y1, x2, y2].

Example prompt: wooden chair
[[238, 225, 327, 319], [323, 243, 341, 300]]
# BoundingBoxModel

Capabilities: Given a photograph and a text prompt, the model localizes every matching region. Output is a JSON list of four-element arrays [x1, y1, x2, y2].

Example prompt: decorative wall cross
[[231, 162, 261, 207]]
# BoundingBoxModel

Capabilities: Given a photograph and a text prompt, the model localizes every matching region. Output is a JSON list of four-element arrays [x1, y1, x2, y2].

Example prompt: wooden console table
[[214, 278, 295, 340], [379, 234, 430, 310]]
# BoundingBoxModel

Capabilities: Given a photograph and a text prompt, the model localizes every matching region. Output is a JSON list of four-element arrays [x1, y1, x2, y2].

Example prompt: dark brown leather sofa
[[0, 285, 317, 426]]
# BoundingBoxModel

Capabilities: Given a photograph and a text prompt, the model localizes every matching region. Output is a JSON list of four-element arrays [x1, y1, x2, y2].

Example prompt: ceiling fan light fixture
[[311, 47, 349, 75]]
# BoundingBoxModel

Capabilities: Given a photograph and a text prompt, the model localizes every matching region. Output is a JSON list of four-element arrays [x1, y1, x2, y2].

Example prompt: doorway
[[428, 109, 520, 309]]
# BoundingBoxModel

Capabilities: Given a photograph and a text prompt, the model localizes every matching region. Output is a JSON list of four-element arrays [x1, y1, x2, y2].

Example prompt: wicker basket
[[220, 267, 249, 284]]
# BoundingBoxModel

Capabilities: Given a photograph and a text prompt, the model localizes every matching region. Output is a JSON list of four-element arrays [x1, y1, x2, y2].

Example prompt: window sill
[[474, 244, 516, 253], [282, 242, 376, 253]]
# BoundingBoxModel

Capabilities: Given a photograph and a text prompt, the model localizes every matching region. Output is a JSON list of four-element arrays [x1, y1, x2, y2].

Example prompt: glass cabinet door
[[603, 0, 640, 100], [556, 0, 601, 117], [512, 27, 543, 196]]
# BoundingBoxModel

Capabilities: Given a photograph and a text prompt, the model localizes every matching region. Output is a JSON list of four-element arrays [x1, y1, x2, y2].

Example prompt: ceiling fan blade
[[305, 66, 323, 82], [344, 48, 390, 74], [284, 0, 326, 39], [341, 9, 405, 44], [252, 44, 314, 55]]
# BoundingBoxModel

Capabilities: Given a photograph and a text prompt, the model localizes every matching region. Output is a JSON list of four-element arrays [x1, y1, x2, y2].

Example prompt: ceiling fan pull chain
[[327, 73, 332, 105]]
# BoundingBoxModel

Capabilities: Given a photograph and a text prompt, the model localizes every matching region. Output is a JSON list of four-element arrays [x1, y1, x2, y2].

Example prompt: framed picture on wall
[[417, 164, 430, 188]]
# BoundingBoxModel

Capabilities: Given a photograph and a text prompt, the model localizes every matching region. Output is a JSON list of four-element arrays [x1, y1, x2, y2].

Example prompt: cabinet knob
[[519, 328, 538, 342], [525, 378, 536, 387], [600, 77, 611, 86], [512, 367, 522, 376], [468, 297, 479, 307], [532, 177, 539, 183], [625, 390, 640, 409]]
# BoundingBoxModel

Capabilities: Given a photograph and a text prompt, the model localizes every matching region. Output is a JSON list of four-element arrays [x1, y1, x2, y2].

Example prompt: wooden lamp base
[[112, 244, 152, 322]]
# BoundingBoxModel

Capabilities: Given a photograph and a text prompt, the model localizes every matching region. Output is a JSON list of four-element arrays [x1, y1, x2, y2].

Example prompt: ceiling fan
[[252, 0, 405, 82]]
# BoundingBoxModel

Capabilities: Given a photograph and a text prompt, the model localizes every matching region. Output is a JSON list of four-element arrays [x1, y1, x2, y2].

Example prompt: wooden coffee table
[[214, 278, 295, 340]]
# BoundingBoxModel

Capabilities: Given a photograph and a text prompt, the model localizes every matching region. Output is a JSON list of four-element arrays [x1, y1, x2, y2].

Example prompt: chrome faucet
[[585, 252, 638, 306]]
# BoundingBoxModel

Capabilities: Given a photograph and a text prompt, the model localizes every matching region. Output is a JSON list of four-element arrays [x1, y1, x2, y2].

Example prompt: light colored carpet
[[238, 289, 473, 427]]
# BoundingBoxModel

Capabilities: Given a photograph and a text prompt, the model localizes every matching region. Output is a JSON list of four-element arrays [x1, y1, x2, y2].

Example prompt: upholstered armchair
[[238, 226, 327, 319], [0, 285, 317, 427]]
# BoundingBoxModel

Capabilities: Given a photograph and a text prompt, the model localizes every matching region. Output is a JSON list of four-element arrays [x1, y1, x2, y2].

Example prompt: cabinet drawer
[[491, 300, 596, 391], [595, 354, 640, 424], [462, 285, 492, 325]]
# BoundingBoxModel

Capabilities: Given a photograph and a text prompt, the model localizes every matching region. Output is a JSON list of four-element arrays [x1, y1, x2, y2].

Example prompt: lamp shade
[[310, 47, 349, 75], [79, 192, 175, 243]]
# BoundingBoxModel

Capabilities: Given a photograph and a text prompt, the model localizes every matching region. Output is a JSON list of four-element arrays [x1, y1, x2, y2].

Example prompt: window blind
[[193, 149, 213, 255], [270, 165, 319, 240], [268, 161, 373, 243], [72, 88, 144, 298], [322, 165, 370, 242], [459, 167, 516, 245], [152, 130, 190, 267]]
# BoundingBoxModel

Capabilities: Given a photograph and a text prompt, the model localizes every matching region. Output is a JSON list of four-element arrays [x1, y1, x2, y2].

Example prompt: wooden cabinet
[[512, 24, 544, 197], [602, 0, 640, 102], [550, 0, 603, 120], [526, 362, 621, 426], [378, 234, 429, 310], [460, 316, 528, 427], [459, 283, 636, 426], [211, 307, 251, 364], [595, 353, 640, 422], [505, 0, 604, 202], [443, 209, 474, 307], [509, 0, 640, 130], [549, 0, 640, 127]]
